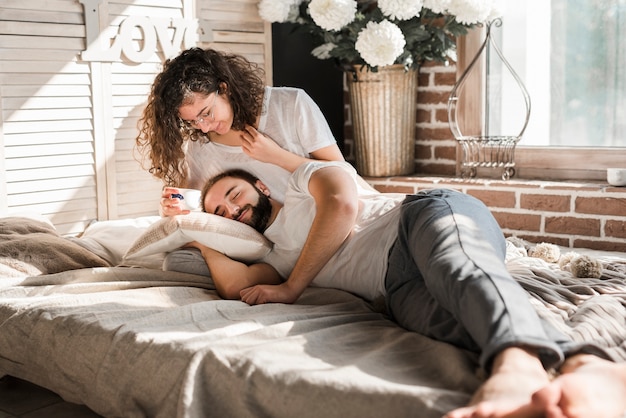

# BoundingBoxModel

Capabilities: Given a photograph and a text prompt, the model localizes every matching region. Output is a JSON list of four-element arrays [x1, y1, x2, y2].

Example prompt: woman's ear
[[255, 180, 271, 197], [219, 81, 228, 95]]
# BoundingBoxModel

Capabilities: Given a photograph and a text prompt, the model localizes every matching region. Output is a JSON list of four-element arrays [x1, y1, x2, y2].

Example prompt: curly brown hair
[[135, 48, 266, 186]]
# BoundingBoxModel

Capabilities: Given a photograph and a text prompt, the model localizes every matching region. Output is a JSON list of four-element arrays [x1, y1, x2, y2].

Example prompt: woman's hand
[[160, 186, 191, 217], [240, 125, 346, 173], [239, 125, 286, 164]]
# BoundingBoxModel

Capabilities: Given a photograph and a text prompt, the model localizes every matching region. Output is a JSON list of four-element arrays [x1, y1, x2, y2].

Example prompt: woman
[[136, 47, 346, 213], [135, 47, 346, 274]]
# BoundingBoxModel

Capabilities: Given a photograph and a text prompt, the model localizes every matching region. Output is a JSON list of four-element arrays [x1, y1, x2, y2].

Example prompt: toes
[[560, 354, 605, 373]]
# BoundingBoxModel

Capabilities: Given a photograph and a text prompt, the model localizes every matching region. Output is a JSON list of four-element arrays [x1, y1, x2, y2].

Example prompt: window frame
[[455, 28, 626, 182]]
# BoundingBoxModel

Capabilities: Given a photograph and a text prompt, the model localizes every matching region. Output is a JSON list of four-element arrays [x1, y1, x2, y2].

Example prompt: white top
[[263, 161, 406, 301], [185, 87, 336, 203]]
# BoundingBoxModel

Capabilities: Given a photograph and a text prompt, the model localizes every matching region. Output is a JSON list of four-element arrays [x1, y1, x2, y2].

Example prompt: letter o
[[119, 16, 157, 63]]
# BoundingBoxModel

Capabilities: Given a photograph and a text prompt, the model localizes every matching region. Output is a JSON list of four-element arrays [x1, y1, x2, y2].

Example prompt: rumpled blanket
[[0, 217, 110, 278], [507, 252, 626, 361]]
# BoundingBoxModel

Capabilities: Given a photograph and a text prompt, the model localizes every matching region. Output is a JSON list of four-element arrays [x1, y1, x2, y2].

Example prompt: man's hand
[[240, 282, 301, 305], [186, 241, 282, 300]]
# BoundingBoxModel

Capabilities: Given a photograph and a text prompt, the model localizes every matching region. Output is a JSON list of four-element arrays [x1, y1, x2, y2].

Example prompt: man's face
[[203, 177, 272, 232]]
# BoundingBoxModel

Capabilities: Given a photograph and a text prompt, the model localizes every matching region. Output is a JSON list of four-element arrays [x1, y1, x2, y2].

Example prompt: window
[[457, 0, 626, 181]]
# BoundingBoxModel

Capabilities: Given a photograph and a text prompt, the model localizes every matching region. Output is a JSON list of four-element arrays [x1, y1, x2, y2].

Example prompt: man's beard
[[246, 188, 272, 233]]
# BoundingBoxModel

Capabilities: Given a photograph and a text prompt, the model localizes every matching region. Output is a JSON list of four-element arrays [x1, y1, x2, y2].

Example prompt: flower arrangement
[[258, 0, 502, 71]]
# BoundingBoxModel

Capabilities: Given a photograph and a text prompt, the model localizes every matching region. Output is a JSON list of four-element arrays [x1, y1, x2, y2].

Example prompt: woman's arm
[[186, 241, 282, 299], [240, 165, 359, 305], [239, 126, 344, 173]]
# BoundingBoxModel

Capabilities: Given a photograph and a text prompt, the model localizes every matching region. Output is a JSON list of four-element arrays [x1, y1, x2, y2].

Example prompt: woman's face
[[178, 91, 232, 135]]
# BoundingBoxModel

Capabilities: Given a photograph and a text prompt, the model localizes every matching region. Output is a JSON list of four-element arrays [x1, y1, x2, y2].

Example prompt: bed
[[1, 214, 625, 418]]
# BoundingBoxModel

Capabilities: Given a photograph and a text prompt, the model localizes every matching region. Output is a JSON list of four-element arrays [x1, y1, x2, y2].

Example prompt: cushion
[[0, 216, 111, 278], [123, 212, 272, 263]]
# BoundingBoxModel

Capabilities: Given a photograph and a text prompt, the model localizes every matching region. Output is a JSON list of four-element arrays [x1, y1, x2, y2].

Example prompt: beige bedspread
[[0, 267, 480, 418], [0, 217, 625, 417]]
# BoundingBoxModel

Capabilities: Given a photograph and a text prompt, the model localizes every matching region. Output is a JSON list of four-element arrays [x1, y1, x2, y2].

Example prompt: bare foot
[[530, 355, 626, 418], [444, 347, 550, 418]]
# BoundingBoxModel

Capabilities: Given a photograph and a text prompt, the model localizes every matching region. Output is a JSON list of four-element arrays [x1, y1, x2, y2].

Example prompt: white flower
[[486, 0, 505, 21], [355, 20, 406, 68], [447, 0, 493, 24], [423, 0, 452, 14], [379, 0, 424, 21], [311, 43, 336, 59], [258, 0, 302, 23], [308, 0, 357, 31]]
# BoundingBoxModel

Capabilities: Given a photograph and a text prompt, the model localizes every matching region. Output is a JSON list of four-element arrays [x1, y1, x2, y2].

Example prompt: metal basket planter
[[448, 18, 531, 181]]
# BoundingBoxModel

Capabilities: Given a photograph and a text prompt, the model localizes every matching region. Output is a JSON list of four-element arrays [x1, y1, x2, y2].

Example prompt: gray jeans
[[384, 189, 590, 371]]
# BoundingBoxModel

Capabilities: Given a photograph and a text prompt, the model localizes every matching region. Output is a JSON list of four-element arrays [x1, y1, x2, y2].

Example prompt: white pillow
[[123, 212, 272, 263], [69, 216, 163, 269]]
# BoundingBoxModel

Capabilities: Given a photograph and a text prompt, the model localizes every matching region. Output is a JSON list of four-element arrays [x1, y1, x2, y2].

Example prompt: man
[[188, 161, 626, 418]]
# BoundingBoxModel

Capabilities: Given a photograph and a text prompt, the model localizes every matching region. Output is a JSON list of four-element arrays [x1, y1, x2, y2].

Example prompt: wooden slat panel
[[111, 84, 152, 95], [10, 198, 97, 218], [5, 165, 95, 183], [211, 31, 267, 44], [209, 21, 265, 33], [0, 8, 83, 24], [111, 61, 163, 74], [6, 176, 95, 194], [202, 10, 262, 25], [4, 143, 94, 158], [0, 61, 90, 74], [0, 21, 84, 37], [3, 120, 93, 134], [110, 73, 162, 85], [115, 160, 149, 173], [5, 154, 94, 170], [4, 108, 93, 122], [0, 49, 83, 61], [3, 97, 92, 110], [108, 4, 184, 18], [112, 95, 147, 107], [112, 106, 142, 119], [2, 84, 92, 97], [113, 0, 184, 7], [7, 186, 96, 206], [0, 34, 84, 50], [114, 136, 137, 152], [50, 208, 98, 225], [1, 0, 81, 13], [0, 73, 91, 85], [116, 179, 162, 196], [116, 201, 159, 218], [3, 131, 94, 146]]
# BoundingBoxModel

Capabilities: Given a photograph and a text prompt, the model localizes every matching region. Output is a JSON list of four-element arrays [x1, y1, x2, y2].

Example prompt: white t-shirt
[[263, 161, 406, 301], [184, 87, 336, 203]]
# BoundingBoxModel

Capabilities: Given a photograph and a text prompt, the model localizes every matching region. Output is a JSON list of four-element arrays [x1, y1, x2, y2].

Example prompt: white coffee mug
[[607, 168, 626, 186], [172, 188, 202, 211]]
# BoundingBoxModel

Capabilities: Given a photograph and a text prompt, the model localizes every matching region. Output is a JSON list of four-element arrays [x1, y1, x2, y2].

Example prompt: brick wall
[[365, 176, 626, 253], [344, 63, 626, 253]]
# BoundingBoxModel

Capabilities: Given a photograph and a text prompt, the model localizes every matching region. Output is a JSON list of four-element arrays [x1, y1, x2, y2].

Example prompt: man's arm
[[240, 165, 359, 305], [186, 242, 282, 299]]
